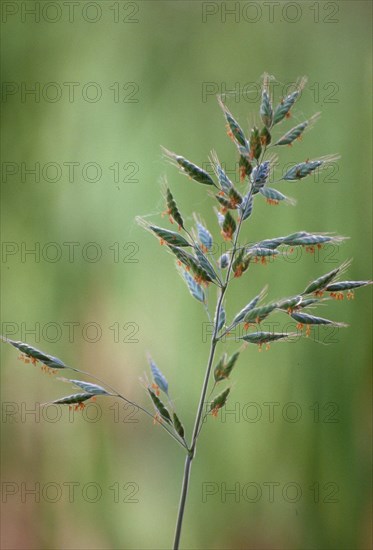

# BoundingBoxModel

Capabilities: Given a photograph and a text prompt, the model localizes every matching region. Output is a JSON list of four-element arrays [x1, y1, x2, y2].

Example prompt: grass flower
[[2, 73, 371, 550]]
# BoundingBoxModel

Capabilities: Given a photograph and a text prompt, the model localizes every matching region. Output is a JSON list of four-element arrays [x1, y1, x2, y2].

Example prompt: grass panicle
[[4, 73, 372, 550]]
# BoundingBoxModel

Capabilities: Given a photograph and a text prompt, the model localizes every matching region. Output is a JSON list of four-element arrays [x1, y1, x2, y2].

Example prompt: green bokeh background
[[1, 1, 372, 549]]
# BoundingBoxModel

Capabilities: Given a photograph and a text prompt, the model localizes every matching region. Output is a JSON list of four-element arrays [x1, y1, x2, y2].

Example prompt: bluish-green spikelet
[[273, 91, 300, 125], [256, 237, 285, 250], [260, 126, 271, 146], [214, 352, 240, 382], [167, 245, 195, 269], [210, 157, 242, 208], [49, 393, 94, 406], [224, 352, 240, 378], [210, 151, 233, 194], [215, 193, 235, 210], [149, 225, 190, 247], [272, 77, 306, 125], [148, 389, 172, 424], [251, 161, 270, 193], [147, 354, 169, 395], [282, 155, 339, 181], [162, 147, 216, 187], [239, 191, 253, 222], [246, 246, 279, 258], [249, 127, 262, 160], [181, 269, 205, 303], [218, 253, 230, 269], [281, 231, 310, 243], [195, 245, 219, 283], [275, 121, 308, 146], [282, 232, 345, 247], [277, 295, 321, 312], [59, 378, 110, 396], [136, 217, 191, 247], [290, 312, 347, 327], [232, 286, 268, 326], [259, 186, 295, 205], [218, 97, 249, 151], [221, 211, 236, 241], [325, 281, 372, 292], [277, 295, 303, 311], [243, 303, 278, 325], [283, 160, 322, 180], [188, 255, 213, 285], [216, 305, 226, 332], [214, 207, 225, 228], [241, 332, 295, 344], [214, 354, 227, 382], [239, 154, 253, 181], [302, 260, 351, 295], [274, 113, 320, 146], [4, 338, 67, 369], [298, 298, 320, 309], [228, 186, 243, 206], [231, 248, 247, 276], [210, 387, 231, 413], [260, 74, 273, 128], [172, 413, 185, 438], [195, 218, 213, 251], [163, 183, 184, 229], [288, 235, 343, 246]]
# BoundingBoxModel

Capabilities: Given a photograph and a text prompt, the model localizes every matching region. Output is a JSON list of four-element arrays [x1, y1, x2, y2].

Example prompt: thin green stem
[[173, 454, 193, 550]]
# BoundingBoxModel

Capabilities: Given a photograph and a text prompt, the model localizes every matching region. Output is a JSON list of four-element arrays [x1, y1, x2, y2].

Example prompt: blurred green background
[[1, 1, 372, 549]]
